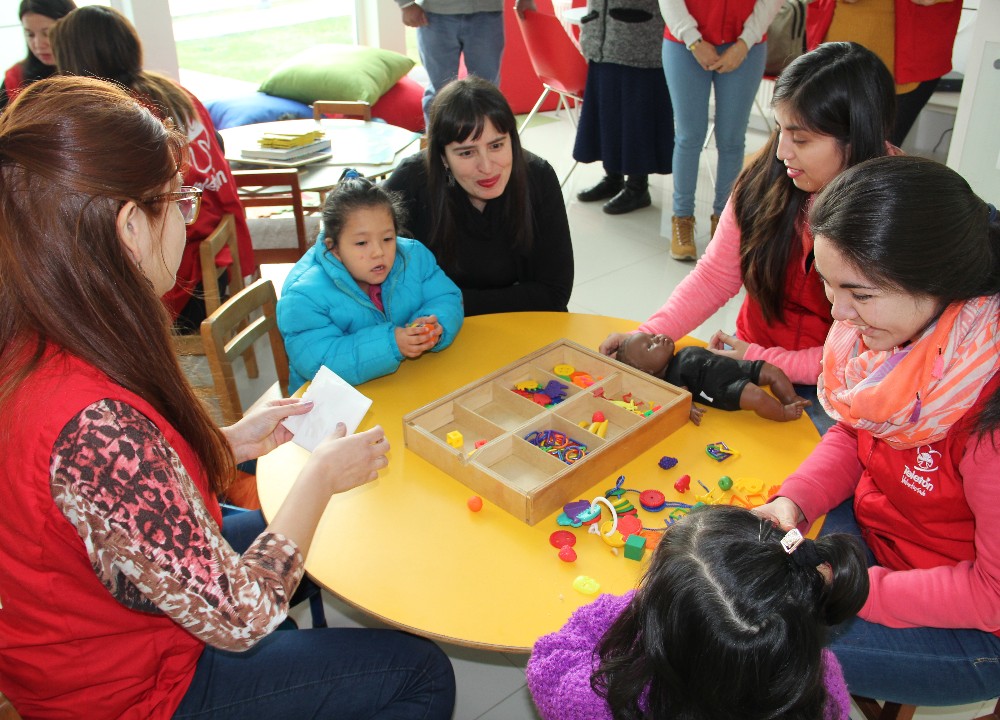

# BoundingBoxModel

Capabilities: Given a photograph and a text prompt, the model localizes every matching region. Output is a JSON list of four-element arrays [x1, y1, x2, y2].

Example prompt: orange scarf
[[819, 295, 1000, 449]]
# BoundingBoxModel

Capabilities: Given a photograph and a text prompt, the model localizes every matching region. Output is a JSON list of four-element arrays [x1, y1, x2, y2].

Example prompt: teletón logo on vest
[[900, 445, 940, 497]]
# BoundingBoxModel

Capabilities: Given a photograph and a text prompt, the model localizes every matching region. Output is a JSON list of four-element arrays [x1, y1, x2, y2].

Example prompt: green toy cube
[[624, 533, 646, 561]]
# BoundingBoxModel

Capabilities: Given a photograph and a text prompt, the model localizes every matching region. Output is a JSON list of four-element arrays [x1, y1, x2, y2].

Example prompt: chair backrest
[[199, 213, 244, 315], [172, 212, 245, 357], [232, 169, 311, 264], [201, 278, 290, 426], [312, 100, 372, 122], [517, 10, 588, 98]]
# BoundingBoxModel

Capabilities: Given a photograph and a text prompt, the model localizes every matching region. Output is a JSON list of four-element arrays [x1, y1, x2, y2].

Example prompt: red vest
[[854, 372, 1000, 572], [663, 0, 758, 46], [4, 63, 24, 103], [807, 0, 962, 85], [736, 226, 833, 356], [0, 348, 220, 719]]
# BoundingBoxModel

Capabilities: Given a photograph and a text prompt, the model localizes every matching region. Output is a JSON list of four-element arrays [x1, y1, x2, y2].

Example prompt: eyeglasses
[[144, 186, 203, 225]]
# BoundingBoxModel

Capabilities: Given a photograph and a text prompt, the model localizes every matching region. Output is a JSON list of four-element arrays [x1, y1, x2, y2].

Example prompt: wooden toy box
[[402, 339, 691, 524]]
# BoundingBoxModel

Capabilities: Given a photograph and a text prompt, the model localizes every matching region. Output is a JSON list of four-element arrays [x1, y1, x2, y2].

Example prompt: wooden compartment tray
[[402, 339, 691, 524]]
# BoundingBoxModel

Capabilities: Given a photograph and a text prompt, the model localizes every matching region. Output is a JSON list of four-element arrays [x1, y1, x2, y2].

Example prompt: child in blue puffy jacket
[[278, 171, 464, 389]]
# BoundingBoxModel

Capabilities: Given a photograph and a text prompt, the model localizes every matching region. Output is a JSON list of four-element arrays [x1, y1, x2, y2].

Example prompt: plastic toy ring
[[589, 495, 619, 537]]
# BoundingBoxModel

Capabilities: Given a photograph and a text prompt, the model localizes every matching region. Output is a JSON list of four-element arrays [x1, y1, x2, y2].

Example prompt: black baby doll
[[616, 332, 810, 424]]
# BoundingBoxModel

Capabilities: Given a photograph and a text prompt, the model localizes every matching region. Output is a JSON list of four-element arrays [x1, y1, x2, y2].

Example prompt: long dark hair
[[425, 76, 532, 269], [15, 0, 76, 84], [593, 505, 868, 720], [811, 155, 1000, 436], [51, 5, 197, 133], [734, 42, 895, 323], [0, 76, 234, 494]]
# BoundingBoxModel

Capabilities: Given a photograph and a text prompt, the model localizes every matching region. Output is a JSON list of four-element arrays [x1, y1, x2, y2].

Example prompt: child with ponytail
[[527, 504, 868, 720]]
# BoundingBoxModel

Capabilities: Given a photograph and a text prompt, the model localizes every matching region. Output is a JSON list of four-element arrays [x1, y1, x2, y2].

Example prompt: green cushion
[[259, 44, 415, 105]]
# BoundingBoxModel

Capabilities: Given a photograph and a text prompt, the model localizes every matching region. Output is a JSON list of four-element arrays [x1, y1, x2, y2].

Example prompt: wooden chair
[[232, 169, 313, 264], [0, 692, 23, 720], [853, 695, 1000, 720], [172, 213, 247, 357], [201, 278, 289, 426], [312, 100, 372, 122]]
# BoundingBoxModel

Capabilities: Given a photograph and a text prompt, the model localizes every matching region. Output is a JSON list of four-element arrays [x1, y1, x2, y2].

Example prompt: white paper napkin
[[282, 366, 373, 452]]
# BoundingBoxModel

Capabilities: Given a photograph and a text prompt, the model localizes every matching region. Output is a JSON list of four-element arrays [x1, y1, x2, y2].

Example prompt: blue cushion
[[206, 92, 312, 130]]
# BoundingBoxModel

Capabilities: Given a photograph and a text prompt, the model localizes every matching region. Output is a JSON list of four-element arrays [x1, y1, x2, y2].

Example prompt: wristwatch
[[688, 38, 702, 51]]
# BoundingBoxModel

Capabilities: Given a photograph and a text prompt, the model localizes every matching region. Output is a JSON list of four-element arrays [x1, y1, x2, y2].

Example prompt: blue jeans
[[173, 512, 456, 719], [820, 501, 1000, 706], [418, 11, 505, 123], [661, 39, 767, 217], [794, 383, 836, 436]]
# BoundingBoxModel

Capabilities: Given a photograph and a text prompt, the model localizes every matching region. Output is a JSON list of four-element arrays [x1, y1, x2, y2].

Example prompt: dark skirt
[[572, 61, 674, 176]]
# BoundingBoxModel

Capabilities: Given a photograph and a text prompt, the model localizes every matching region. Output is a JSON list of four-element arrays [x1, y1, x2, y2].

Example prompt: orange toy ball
[[467, 496, 484, 512]]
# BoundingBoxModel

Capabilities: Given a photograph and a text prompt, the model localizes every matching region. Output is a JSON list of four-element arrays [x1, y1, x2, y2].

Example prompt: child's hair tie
[[340, 167, 362, 181], [781, 528, 823, 568]]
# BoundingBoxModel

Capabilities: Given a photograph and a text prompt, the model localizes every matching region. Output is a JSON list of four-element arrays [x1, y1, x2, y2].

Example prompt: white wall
[[947, 0, 1000, 201]]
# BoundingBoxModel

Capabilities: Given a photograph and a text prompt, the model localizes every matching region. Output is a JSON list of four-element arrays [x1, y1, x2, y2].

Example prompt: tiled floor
[[273, 110, 993, 720]]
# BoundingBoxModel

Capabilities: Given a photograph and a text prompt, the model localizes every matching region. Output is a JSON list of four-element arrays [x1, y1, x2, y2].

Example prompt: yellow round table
[[257, 312, 821, 651]]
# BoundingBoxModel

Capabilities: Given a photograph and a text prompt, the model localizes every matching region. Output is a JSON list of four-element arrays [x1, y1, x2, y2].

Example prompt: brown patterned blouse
[[48, 399, 304, 651]]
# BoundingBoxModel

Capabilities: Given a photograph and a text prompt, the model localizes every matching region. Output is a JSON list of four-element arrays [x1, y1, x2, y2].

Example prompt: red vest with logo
[[736, 226, 833, 356], [663, 0, 759, 46], [0, 347, 220, 719], [853, 372, 1000, 572]]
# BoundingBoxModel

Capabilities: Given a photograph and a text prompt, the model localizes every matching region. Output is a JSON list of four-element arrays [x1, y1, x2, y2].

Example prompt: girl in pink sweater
[[527, 505, 868, 720], [600, 43, 896, 419]]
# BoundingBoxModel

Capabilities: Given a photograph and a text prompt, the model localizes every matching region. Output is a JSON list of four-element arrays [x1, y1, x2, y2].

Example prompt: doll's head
[[322, 171, 406, 288], [615, 332, 675, 378]]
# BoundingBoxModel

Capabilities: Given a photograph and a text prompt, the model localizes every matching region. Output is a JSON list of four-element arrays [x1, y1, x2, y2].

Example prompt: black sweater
[[383, 150, 574, 316]]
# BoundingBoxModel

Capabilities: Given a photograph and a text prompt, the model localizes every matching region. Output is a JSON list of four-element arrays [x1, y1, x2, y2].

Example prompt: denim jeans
[[794, 383, 836, 436], [820, 501, 1000, 706], [662, 39, 767, 217], [417, 11, 504, 122], [173, 511, 456, 719]]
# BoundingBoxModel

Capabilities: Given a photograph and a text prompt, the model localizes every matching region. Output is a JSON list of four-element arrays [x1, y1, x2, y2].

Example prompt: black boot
[[603, 175, 651, 215], [577, 173, 624, 202]]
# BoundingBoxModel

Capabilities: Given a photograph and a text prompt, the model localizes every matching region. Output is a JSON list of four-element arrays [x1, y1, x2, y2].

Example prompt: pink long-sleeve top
[[638, 200, 828, 384], [780, 423, 1000, 632]]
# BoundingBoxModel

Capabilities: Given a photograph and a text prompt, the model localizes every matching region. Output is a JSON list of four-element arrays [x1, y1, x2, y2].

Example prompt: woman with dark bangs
[[384, 76, 575, 316]]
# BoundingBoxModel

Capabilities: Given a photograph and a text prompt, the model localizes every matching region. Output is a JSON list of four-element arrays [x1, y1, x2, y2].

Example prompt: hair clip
[[780, 528, 804, 554]]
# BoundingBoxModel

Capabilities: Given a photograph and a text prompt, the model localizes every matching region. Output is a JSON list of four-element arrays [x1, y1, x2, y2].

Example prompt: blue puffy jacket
[[278, 237, 464, 389]]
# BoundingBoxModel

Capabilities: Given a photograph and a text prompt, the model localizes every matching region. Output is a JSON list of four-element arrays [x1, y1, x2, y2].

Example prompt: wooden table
[[257, 313, 822, 652], [220, 118, 421, 193]]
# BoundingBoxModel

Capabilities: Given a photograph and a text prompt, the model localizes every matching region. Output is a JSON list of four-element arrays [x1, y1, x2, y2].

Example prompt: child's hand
[[396, 316, 443, 358], [689, 404, 705, 426]]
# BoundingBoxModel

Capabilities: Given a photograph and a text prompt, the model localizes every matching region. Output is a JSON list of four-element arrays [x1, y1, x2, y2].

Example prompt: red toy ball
[[467, 495, 484, 512]]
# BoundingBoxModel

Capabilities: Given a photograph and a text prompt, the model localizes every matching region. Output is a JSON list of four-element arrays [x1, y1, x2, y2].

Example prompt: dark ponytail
[[592, 505, 869, 720]]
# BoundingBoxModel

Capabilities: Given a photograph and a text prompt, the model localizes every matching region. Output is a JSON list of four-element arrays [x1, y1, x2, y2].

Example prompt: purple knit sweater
[[526, 592, 852, 720]]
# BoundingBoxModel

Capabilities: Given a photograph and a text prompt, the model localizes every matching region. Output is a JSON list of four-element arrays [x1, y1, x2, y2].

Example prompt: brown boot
[[710, 214, 720, 239], [671, 215, 697, 261]]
